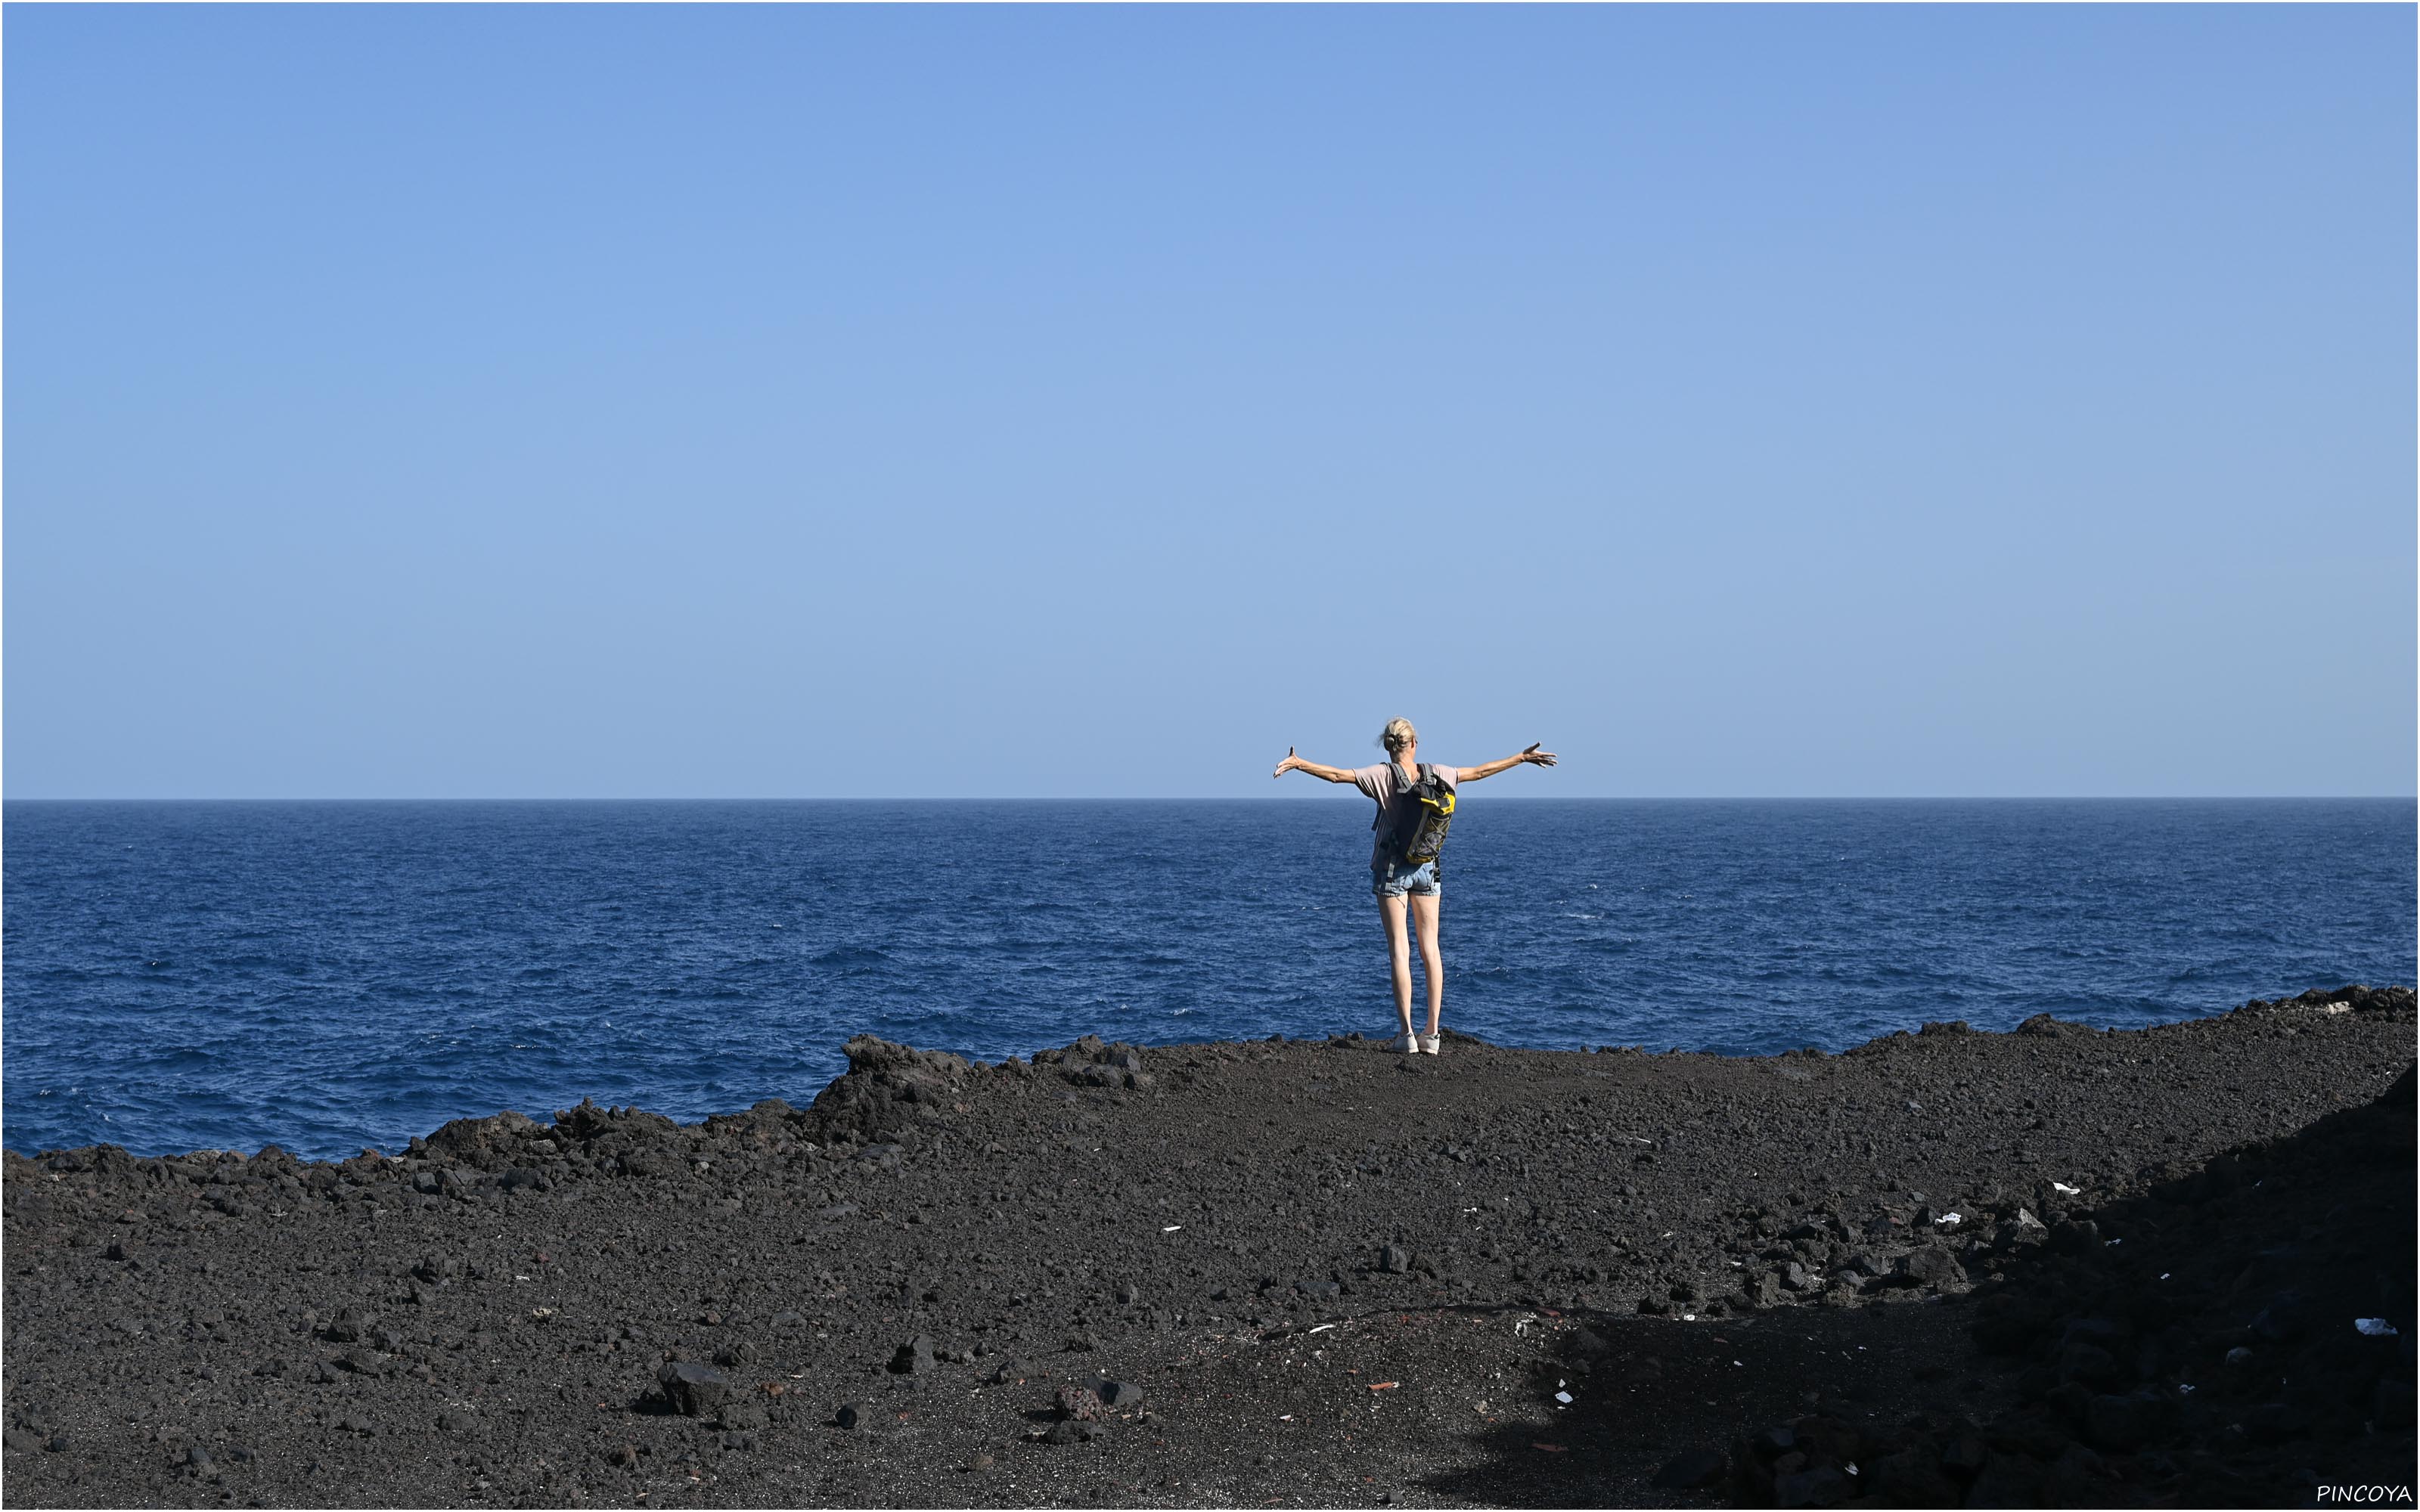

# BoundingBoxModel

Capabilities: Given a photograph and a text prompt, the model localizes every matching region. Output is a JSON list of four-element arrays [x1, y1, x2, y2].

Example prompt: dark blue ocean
[[4, 799, 2412, 1160]]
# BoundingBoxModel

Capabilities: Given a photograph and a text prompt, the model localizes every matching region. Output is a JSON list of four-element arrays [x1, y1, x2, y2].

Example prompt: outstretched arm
[[1273, 747, 1358, 783], [1455, 742, 1559, 783]]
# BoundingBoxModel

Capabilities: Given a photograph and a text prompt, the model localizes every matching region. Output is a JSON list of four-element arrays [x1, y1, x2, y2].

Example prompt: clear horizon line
[[5, 793, 2413, 804]]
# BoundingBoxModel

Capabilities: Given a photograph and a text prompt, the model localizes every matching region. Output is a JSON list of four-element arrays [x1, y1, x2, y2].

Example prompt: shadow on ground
[[1424, 1070, 2418, 1509], [1418, 1298, 1993, 1506]]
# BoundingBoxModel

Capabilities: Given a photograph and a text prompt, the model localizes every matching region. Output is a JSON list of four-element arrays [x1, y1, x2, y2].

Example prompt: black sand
[[4, 987, 2412, 1508]]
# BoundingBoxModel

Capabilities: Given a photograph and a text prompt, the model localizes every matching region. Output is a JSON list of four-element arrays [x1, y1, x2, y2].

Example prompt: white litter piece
[[1308, 1324, 1336, 1335], [2160, 1273, 2171, 1281], [1844, 1462, 1859, 1476], [1680, 1313, 1697, 1322], [1554, 1391, 1573, 1404], [2052, 1182, 2081, 1194], [1733, 1360, 1745, 1368], [2106, 1238, 2122, 1247], [1278, 1414, 1293, 1421], [1162, 1225, 1183, 1232], [1935, 1213, 1962, 1227], [2178, 1383, 2195, 1395], [2356, 1318, 2400, 1337], [513, 1274, 531, 1282]]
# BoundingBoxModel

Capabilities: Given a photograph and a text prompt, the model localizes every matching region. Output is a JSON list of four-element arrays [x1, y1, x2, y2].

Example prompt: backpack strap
[[1376, 762, 1407, 829]]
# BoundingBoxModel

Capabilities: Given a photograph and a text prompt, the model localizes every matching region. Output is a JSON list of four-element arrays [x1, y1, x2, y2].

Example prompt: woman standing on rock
[[1273, 718, 1558, 1055]]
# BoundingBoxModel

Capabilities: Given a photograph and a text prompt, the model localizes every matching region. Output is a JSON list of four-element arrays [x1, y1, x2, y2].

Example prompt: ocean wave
[[2, 798, 2409, 1157], [811, 947, 892, 967]]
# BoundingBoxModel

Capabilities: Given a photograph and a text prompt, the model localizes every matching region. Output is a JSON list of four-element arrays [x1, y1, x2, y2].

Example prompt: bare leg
[[1410, 891, 1444, 1037], [1376, 893, 1413, 1036]]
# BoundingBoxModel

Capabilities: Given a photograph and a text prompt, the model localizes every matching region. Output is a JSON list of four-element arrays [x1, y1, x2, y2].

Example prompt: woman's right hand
[[1272, 746, 1298, 778]]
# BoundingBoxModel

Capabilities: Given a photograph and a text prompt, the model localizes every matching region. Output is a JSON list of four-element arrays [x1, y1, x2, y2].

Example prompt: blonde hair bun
[[1379, 717, 1416, 754]]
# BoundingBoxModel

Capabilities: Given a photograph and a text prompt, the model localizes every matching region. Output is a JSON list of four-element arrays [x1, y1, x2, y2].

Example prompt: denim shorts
[[1371, 859, 1441, 897]]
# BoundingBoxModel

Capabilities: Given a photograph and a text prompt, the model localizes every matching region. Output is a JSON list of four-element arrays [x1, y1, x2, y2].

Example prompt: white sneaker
[[1420, 1034, 1441, 1055], [1396, 1033, 1419, 1054]]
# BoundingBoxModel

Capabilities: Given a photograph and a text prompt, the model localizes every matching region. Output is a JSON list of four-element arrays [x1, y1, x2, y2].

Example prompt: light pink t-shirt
[[1351, 762, 1460, 869]]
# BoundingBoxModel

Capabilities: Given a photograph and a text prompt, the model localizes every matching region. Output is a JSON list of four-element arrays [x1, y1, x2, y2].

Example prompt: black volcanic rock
[[1894, 1245, 1965, 1289], [1053, 1383, 1105, 1421], [0, 991, 2409, 1509], [657, 1362, 733, 1417]]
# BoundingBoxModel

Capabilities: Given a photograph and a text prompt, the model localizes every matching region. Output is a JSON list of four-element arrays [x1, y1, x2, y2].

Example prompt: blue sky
[[7, 5, 2412, 798]]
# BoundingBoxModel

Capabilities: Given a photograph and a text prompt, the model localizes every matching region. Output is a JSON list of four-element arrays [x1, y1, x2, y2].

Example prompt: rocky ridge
[[2, 987, 2411, 1507]]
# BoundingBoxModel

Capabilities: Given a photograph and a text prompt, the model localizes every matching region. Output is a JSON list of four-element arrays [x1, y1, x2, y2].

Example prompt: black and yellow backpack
[[1377, 763, 1457, 867]]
